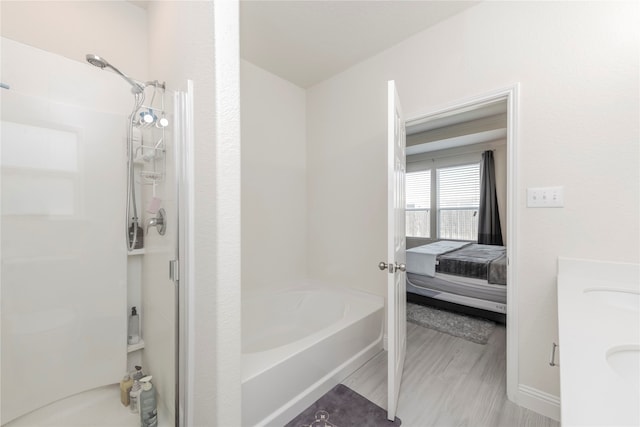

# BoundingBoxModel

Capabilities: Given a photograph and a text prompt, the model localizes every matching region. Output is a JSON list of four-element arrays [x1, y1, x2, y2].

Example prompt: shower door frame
[[174, 80, 195, 427]]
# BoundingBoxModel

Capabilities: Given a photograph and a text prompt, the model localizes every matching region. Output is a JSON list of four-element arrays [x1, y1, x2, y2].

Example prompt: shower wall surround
[[0, 38, 131, 424]]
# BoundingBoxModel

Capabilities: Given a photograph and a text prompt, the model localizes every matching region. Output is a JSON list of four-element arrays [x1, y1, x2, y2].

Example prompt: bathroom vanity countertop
[[557, 258, 640, 427]]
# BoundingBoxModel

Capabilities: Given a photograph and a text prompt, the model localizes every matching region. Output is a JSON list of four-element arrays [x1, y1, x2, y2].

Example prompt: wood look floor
[[342, 322, 560, 427]]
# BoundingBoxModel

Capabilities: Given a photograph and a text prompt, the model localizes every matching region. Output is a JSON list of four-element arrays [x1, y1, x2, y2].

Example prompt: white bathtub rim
[[242, 280, 384, 304], [242, 284, 384, 383], [252, 330, 384, 427], [242, 291, 349, 354], [243, 307, 364, 383]]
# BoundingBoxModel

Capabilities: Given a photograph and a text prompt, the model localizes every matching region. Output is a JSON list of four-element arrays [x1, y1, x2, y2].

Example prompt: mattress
[[437, 244, 507, 285], [407, 273, 506, 304], [406, 241, 507, 314], [405, 240, 470, 277], [406, 241, 506, 285]]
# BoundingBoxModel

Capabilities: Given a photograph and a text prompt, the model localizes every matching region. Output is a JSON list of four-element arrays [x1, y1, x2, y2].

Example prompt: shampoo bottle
[[139, 376, 158, 427], [128, 307, 140, 345], [128, 217, 144, 249], [120, 374, 133, 406], [129, 379, 142, 414], [132, 365, 144, 381]]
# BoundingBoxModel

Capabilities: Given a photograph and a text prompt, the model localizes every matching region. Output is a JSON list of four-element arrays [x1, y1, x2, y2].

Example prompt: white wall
[[147, 1, 241, 425], [211, 3, 241, 424], [0, 0, 148, 81], [241, 60, 307, 292], [306, 0, 638, 412]]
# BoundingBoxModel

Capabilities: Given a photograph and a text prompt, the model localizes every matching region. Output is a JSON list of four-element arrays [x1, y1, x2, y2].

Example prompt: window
[[406, 162, 480, 241], [406, 169, 431, 237], [437, 163, 480, 240]]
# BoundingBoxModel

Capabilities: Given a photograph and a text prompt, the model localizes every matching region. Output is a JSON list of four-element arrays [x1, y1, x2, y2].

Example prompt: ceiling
[[129, 1, 479, 88], [240, 1, 480, 88]]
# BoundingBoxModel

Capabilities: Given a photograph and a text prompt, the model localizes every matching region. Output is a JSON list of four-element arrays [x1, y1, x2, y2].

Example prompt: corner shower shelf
[[127, 340, 145, 353], [128, 249, 146, 256]]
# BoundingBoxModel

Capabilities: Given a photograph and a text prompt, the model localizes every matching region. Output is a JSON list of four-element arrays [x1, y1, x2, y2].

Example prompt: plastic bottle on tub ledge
[[139, 376, 158, 427], [120, 365, 145, 407], [129, 379, 142, 414], [132, 365, 144, 381], [120, 374, 133, 406]]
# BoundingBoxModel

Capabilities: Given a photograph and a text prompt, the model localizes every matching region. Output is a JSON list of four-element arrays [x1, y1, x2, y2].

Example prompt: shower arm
[[145, 80, 166, 91], [106, 63, 145, 94]]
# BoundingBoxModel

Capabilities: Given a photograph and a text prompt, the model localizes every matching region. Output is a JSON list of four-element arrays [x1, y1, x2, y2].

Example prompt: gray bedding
[[488, 254, 507, 285], [436, 244, 506, 285]]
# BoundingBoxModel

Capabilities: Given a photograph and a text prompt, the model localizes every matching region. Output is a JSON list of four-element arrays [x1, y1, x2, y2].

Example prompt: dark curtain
[[477, 150, 503, 245]]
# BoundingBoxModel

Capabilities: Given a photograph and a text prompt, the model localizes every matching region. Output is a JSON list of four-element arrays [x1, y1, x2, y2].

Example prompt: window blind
[[437, 163, 480, 240], [406, 170, 431, 238], [438, 164, 480, 208], [406, 169, 430, 209]]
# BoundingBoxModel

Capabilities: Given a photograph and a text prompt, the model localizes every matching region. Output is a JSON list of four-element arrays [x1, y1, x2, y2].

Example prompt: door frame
[[404, 84, 520, 403]]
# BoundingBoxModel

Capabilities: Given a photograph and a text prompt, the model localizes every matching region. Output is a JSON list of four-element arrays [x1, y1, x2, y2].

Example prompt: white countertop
[[557, 258, 640, 427]]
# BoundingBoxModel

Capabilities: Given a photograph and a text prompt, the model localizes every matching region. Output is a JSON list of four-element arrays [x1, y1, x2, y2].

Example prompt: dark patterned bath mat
[[284, 384, 401, 427], [407, 302, 495, 344]]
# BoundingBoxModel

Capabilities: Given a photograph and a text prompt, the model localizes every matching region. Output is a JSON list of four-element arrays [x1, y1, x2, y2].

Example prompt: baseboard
[[517, 384, 560, 422]]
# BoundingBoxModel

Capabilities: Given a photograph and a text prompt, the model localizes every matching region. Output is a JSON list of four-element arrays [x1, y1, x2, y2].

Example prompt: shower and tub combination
[[2, 34, 380, 427], [242, 283, 384, 426], [1, 39, 190, 426]]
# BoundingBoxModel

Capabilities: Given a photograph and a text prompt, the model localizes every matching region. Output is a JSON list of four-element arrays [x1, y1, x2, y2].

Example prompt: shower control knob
[[146, 208, 167, 236]]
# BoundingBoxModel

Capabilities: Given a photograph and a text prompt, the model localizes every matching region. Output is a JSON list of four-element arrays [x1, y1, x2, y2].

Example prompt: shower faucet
[[146, 208, 166, 236]]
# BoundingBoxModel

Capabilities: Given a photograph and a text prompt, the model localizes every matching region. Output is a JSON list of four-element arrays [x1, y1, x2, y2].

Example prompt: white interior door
[[386, 80, 407, 421]]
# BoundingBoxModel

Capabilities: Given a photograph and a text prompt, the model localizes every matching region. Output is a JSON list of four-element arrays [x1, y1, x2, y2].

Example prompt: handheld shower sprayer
[[87, 52, 167, 251], [85, 54, 145, 94]]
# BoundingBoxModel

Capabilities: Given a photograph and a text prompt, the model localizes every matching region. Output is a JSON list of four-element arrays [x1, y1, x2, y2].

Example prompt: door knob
[[395, 263, 406, 272], [379, 261, 396, 273]]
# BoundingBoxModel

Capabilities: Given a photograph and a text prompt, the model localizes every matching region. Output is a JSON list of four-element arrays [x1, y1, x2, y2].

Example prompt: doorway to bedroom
[[402, 85, 519, 403]]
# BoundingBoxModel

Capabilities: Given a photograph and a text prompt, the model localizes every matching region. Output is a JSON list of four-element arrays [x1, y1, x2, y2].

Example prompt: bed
[[406, 241, 507, 323]]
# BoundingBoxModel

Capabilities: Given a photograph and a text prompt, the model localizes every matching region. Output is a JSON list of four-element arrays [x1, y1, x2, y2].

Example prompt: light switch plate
[[527, 186, 564, 208]]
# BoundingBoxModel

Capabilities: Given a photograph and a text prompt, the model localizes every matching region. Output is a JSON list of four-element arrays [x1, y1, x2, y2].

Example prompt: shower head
[[85, 54, 145, 94], [86, 54, 108, 68]]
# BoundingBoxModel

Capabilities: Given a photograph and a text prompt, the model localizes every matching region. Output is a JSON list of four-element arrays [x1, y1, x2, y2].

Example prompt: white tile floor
[[5, 384, 172, 427]]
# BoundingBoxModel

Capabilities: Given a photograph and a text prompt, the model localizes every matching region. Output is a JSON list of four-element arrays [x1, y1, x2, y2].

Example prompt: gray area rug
[[285, 384, 401, 427], [407, 302, 496, 344]]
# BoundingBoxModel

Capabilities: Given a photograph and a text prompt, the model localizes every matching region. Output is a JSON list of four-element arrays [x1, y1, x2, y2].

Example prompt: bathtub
[[241, 284, 384, 427]]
